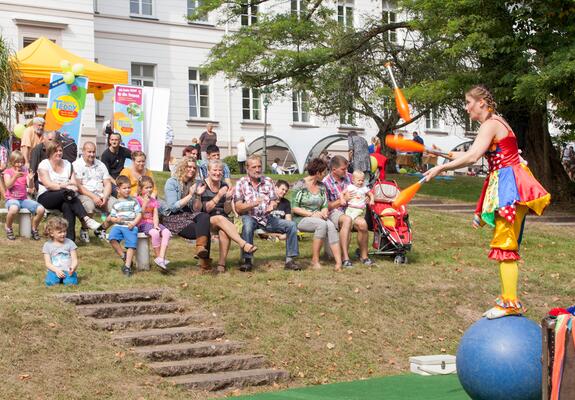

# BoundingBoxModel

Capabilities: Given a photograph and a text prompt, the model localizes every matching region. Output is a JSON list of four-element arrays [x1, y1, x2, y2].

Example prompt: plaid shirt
[[234, 176, 277, 225], [322, 172, 353, 214]]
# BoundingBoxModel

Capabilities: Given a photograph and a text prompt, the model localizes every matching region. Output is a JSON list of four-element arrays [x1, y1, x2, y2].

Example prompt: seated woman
[[37, 141, 101, 241], [199, 159, 257, 273], [162, 157, 213, 271], [292, 158, 342, 270], [119, 151, 157, 198]]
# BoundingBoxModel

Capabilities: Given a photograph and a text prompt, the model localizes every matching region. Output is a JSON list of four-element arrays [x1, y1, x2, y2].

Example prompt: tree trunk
[[507, 107, 574, 202]]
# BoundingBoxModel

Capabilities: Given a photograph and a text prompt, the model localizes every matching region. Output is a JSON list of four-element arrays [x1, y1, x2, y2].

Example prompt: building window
[[189, 69, 210, 118], [94, 0, 99, 13], [242, 88, 261, 120], [426, 108, 440, 130], [130, 0, 153, 17], [337, 1, 353, 28], [131, 63, 155, 87], [340, 111, 356, 126], [291, 0, 306, 16], [292, 91, 310, 123], [383, 10, 397, 42], [188, 0, 207, 21], [241, 4, 258, 26]]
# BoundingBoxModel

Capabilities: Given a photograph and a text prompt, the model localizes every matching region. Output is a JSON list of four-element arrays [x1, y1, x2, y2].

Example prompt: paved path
[[410, 199, 575, 227]]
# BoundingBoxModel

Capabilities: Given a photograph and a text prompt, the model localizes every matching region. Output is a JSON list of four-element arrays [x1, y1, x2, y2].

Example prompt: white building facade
[[1, 0, 471, 171]]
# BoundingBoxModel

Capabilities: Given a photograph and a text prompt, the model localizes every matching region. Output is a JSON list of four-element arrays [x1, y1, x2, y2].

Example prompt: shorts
[[78, 195, 116, 215], [328, 209, 346, 228], [138, 222, 167, 235], [345, 207, 365, 220], [45, 270, 78, 286], [5, 198, 42, 214], [108, 225, 138, 249]]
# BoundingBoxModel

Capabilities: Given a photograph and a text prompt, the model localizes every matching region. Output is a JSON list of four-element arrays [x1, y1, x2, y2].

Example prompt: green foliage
[[0, 35, 20, 136], [223, 155, 240, 174]]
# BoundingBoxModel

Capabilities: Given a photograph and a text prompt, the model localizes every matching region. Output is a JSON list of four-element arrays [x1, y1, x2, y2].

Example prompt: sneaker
[[95, 227, 107, 241], [31, 229, 41, 241], [164, 258, 171, 266], [79, 229, 90, 244], [122, 265, 132, 277], [154, 257, 168, 272], [284, 260, 302, 271], [239, 260, 253, 272], [361, 258, 375, 266], [84, 217, 101, 231], [342, 260, 353, 269]]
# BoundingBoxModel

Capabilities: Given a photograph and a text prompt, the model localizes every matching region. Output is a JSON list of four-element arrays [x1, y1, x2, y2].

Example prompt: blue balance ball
[[456, 316, 542, 400]]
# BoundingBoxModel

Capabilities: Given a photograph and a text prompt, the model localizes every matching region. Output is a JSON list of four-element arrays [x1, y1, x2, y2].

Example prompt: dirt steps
[[57, 289, 288, 392]]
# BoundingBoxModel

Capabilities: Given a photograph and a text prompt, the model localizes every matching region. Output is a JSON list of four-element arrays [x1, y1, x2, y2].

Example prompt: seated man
[[234, 155, 301, 272], [73, 141, 115, 242], [199, 144, 232, 186], [322, 155, 373, 268]]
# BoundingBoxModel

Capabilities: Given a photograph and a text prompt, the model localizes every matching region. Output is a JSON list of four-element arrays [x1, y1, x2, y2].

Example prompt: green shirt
[[291, 179, 328, 224]]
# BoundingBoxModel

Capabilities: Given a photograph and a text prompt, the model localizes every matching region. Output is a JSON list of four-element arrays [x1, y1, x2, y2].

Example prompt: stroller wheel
[[394, 255, 408, 264]]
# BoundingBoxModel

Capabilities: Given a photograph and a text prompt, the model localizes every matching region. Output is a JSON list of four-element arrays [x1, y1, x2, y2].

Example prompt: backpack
[[61, 136, 78, 163]]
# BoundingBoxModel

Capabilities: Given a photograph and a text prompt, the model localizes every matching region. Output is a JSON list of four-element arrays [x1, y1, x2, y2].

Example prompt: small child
[[136, 176, 172, 272], [4, 150, 45, 240], [258, 180, 291, 241], [344, 170, 374, 220], [106, 175, 142, 277], [43, 217, 78, 286]]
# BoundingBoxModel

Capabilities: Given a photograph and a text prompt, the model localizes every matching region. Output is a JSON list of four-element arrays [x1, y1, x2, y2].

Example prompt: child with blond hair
[[343, 170, 374, 220], [107, 175, 142, 277], [43, 217, 78, 286], [4, 150, 45, 240], [136, 176, 172, 271]]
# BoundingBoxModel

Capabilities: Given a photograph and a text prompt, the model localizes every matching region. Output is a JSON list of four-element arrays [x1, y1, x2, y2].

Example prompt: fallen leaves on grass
[[18, 374, 31, 381], [326, 343, 335, 350]]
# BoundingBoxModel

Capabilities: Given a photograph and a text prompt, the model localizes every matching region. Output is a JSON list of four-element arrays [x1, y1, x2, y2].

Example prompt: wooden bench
[[0, 208, 32, 238]]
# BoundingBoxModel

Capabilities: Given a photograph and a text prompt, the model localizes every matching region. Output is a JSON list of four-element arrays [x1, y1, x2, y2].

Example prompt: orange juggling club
[[392, 177, 426, 208], [385, 135, 454, 160], [385, 62, 412, 123]]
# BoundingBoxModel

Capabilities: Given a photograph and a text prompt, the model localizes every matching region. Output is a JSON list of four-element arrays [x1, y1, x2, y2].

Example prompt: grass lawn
[[0, 175, 573, 399]]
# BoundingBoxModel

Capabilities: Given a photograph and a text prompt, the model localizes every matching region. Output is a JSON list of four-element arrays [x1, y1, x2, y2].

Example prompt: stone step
[[76, 301, 183, 319], [57, 290, 166, 305], [169, 368, 289, 391], [148, 354, 266, 377], [91, 313, 209, 331], [134, 340, 243, 362], [113, 326, 225, 346]]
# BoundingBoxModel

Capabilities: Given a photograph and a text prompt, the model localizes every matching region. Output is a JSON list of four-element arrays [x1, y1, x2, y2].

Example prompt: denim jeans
[[241, 215, 299, 260]]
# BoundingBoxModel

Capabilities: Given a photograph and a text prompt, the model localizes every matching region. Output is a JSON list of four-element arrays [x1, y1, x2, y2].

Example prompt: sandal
[[241, 242, 258, 254], [5, 227, 15, 241], [216, 264, 226, 274], [31, 229, 41, 241]]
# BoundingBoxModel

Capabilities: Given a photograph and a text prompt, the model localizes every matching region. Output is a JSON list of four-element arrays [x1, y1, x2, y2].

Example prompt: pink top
[[136, 195, 159, 224], [4, 167, 29, 200]]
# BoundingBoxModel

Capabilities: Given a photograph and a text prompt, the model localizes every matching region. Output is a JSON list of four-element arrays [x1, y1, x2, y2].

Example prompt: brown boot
[[198, 258, 212, 273], [195, 235, 209, 259]]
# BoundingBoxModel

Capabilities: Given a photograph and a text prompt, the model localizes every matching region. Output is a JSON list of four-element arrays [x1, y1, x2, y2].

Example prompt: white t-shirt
[[347, 184, 370, 209], [38, 159, 72, 197], [73, 158, 110, 197]]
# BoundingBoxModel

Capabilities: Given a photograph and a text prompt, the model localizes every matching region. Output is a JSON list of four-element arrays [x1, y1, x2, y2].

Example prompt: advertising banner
[[113, 85, 144, 164], [44, 73, 88, 144]]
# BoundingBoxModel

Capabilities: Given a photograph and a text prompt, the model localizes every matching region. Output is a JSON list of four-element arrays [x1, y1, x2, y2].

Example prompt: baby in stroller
[[369, 181, 412, 263]]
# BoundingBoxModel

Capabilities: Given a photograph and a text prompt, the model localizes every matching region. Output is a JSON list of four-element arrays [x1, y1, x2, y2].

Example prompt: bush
[[223, 155, 240, 174]]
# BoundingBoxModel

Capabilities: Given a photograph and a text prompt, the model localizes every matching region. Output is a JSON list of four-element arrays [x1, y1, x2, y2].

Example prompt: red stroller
[[367, 154, 412, 264]]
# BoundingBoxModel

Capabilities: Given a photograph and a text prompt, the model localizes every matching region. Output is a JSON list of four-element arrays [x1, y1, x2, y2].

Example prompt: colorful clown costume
[[475, 118, 551, 319]]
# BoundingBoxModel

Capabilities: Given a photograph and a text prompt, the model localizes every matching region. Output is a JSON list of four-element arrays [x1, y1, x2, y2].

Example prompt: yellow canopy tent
[[11, 37, 128, 95]]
